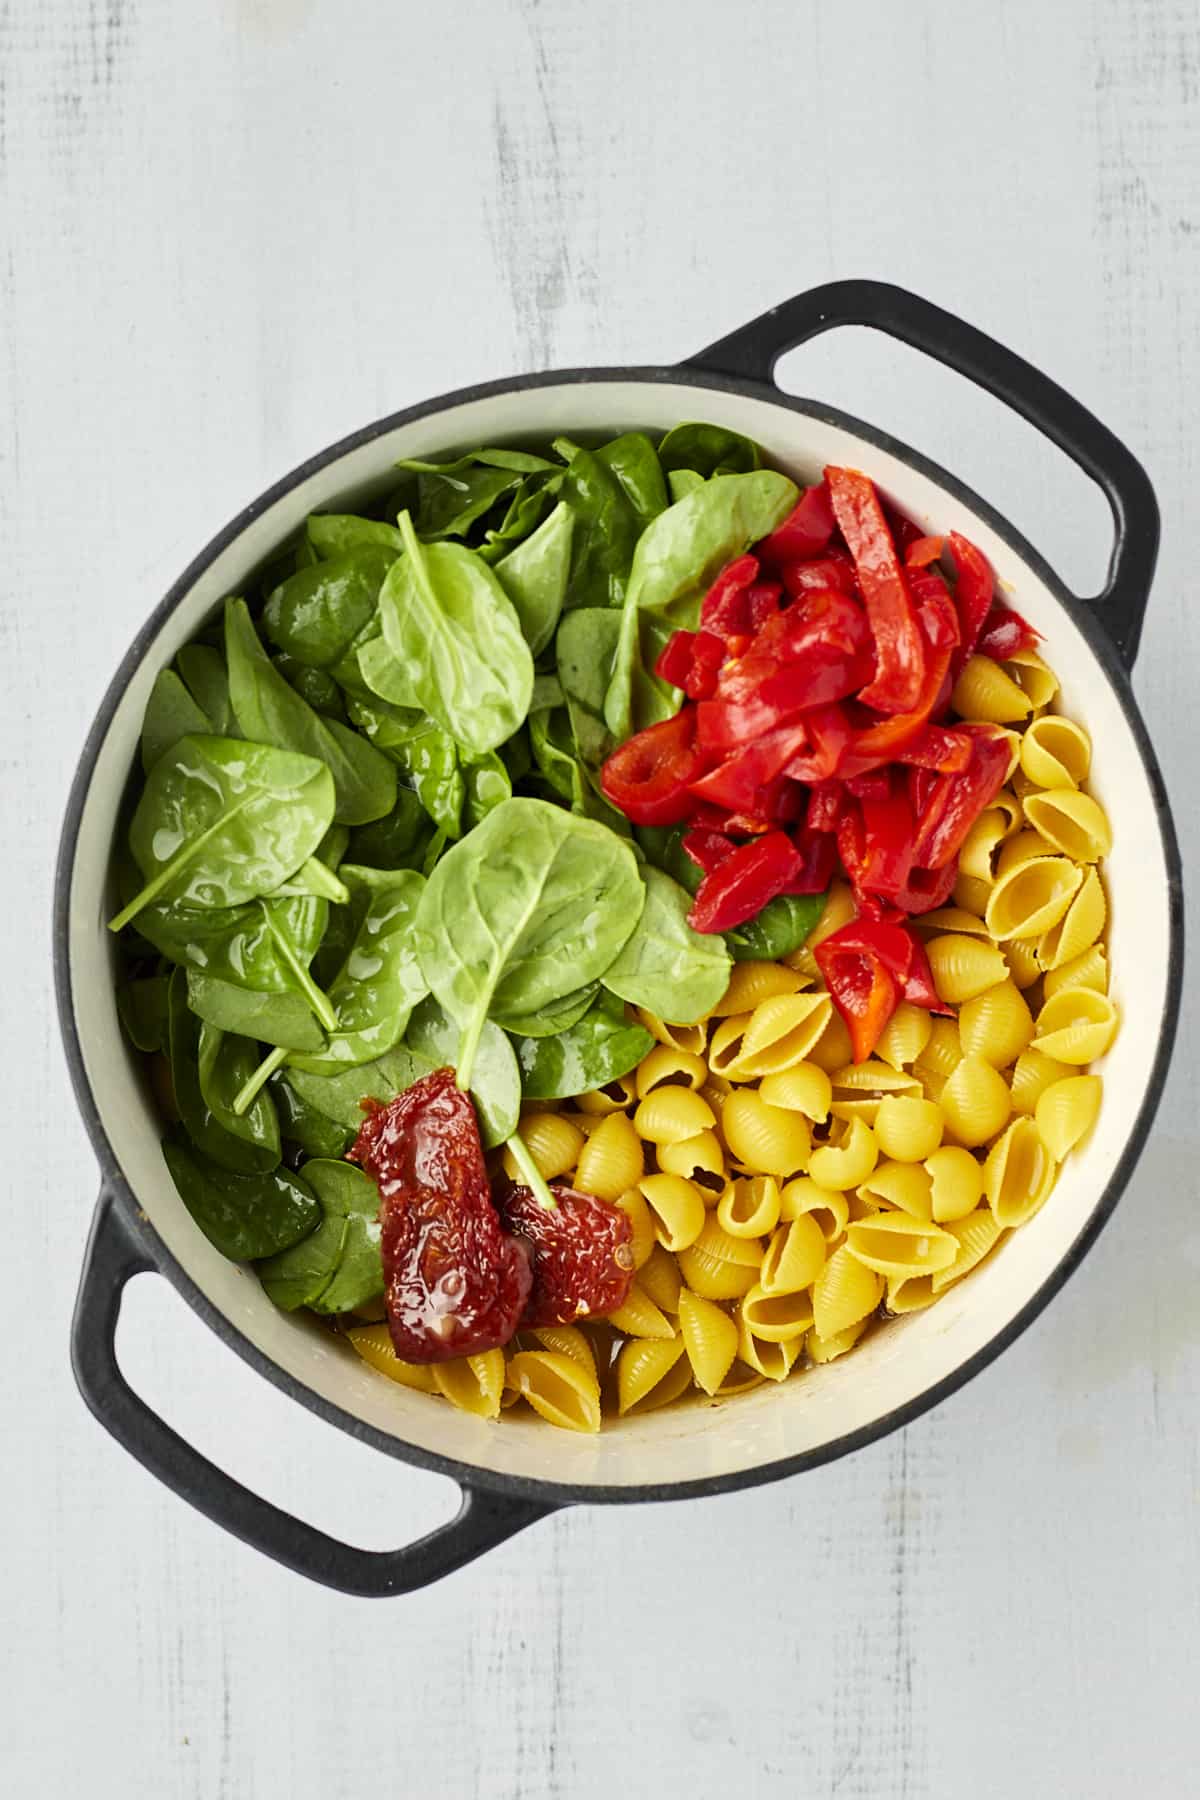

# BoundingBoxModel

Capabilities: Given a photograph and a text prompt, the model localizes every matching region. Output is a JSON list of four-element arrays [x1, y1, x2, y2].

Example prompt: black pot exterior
[[56, 283, 1185, 1595]]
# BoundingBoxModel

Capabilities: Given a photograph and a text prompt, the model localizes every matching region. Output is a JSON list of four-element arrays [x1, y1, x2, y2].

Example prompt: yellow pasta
[[805, 879, 857, 948], [707, 1013, 754, 1076], [952, 871, 992, 917], [1036, 867, 1106, 970], [758, 1061, 832, 1121], [984, 1117, 1056, 1228], [633, 1009, 706, 1056], [1009, 1046, 1074, 1113], [918, 906, 993, 940], [886, 1273, 938, 1314], [574, 1074, 636, 1115], [1020, 715, 1090, 788], [502, 1112, 585, 1182], [676, 1217, 763, 1300], [1005, 647, 1058, 710], [346, 1325, 438, 1392], [713, 1361, 764, 1399], [655, 1129, 726, 1195], [926, 933, 1009, 1003], [736, 1310, 803, 1381], [722, 1090, 811, 1177], [1035, 1075, 1103, 1159], [434, 1350, 506, 1420], [528, 1324, 596, 1378], [678, 1289, 739, 1395], [616, 1338, 688, 1415], [740, 1283, 816, 1342], [711, 960, 802, 1016], [1022, 789, 1112, 863], [1005, 936, 1042, 989], [812, 1244, 884, 1338], [925, 1146, 985, 1222], [506, 1351, 601, 1433], [632, 1087, 715, 1146], [874, 1095, 944, 1162], [574, 1111, 644, 1200], [605, 1282, 676, 1340], [779, 1177, 849, 1240], [1042, 942, 1108, 1000], [958, 978, 1035, 1067], [759, 1214, 825, 1294], [808, 1117, 878, 1189], [717, 1174, 782, 1238], [995, 827, 1054, 879], [985, 856, 1082, 940], [950, 653, 1032, 723], [914, 1016, 962, 1080], [959, 807, 1011, 883], [638, 1243, 683, 1315], [930, 1206, 1005, 1292], [845, 1214, 957, 1278], [830, 1060, 921, 1125], [614, 1187, 656, 1269], [806, 1005, 855, 1073], [639, 1172, 707, 1251], [857, 1160, 934, 1221], [634, 1044, 708, 1098], [873, 1002, 934, 1070], [806, 1317, 870, 1363], [729, 992, 833, 1076], [939, 1055, 1011, 1148], [1032, 989, 1118, 1064]]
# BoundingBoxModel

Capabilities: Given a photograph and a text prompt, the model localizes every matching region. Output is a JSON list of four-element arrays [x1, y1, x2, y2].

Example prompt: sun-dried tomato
[[499, 1184, 635, 1327]]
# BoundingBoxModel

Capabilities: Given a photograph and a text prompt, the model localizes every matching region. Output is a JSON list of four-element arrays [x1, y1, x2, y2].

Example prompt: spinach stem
[[260, 903, 340, 1033], [455, 1013, 485, 1093], [291, 857, 350, 905], [504, 1130, 557, 1211], [232, 1046, 287, 1117]]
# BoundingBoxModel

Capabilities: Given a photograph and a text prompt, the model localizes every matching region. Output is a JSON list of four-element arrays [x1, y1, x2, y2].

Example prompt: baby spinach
[[405, 995, 520, 1147], [528, 706, 585, 807], [559, 447, 641, 610], [116, 974, 170, 1053], [167, 970, 280, 1171], [492, 983, 598, 1039], [494, 500, 574, 655], [110, 736, 335, 932], [398, 447, 555, 541], [197, 1021, 282, 1168], [377, 515, 533, 756], [513, 988, 654, 1100], [356, 633, 420, 710], [479, 471, 563, 562], [414, 796, 644, 1086], [269, 1073, 353, 1158], [162, 1131, 319, 1261], [273, 654, 348, 721], [286, 1042, 434, 1127], [258, 1160, 383, 1314], [462, 750, 511, 830], [261, 546, 394, 668], [635, 822, 701, 895], [667, 469, 706, 503], [657, 422, 762, 477], [597, 432, 668, 530], [602, 866, 731, 1024], [346, 695, 464, 839], [346, 787, 434, 871], [140, 670, 211, 772], [186, 972, 329, 1052], [726, 892, 826, 961], [288, 867, 427, 1074], [226, 599, 396, 827], [134, 893, 330, 996], [307, 514, 404, 561], [176, 644, 236, 735], [556, 607, 622, 768]]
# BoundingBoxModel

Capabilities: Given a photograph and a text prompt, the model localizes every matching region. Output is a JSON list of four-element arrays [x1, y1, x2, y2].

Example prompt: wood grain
[[2, 1, 1197, 1794]]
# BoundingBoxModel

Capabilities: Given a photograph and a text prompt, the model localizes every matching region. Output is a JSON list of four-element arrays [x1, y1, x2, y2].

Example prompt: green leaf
[[226, 598, 396, 827], [405, 995, 520, 1148], [134, 893, 329, 992], [269, 1073, 353, 1157], [667, 468, 707, 503], [491, 983, 598, 1039], [556, 607, 622, 768], [346, 788, 434, 871], [462, 750, 511, 830], [602, 867, 731, 1024], [479, 471, 563, 561], [166, 969, 281, 1170], [273, 653, 348, 721], [287, 867, 428, 1074], [513, 989, 654, 1100], [162, 1131, 318, 1261], [285, 1043, 435, 1128], [635, 823, 701, 895], [261, 546, 395, 668], [725, 892, 826, 961], [110, 735, 335, 931], [493, 500, 574, 655], [307, 514, 405, 561], [140, 670, 211, 773], [559, 447, 641, 610], [197, 1021, 282, 1168], [258, 1160, 382, 1314], [116, 975, 170, 1052], [597, 432, 668, 530], [346, 694, 464, 839], [176, 644, 236, 735], [186, 972, 328, 1051], [397, 448, 555, 541], [376, 515, 534, 757], [657, 422, 763, 477]]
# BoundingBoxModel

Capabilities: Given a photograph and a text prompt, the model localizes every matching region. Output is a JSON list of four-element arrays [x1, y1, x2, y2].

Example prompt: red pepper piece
[[654, 628, 697, 689], [745, 581, 783, 629], [910, 725, 1012, 869], [946, 531, 995, 674], [499, 1185, 635, 1327], [682, 826, 737, 874], [883, 499, 926, 556], [784, 825, 837, 894], [687, 830, 803, 934], [782, 702, 855, 784], [827, 466, 927, 713], [906, 535, 945, 568], [350, 1069, 532, 1362], [895, 724, 974, 772], [682, 629, 727, 700], [806, 780, 844, 833], [700, 553, 760, 636], [886, 856, 958, 916], [834, 586, 959, 778], [600, 708, 708, 826], [845, 770, 891, 802], [813, 938, 900, 1063], [857, 772, 916, 901], [778, 551, 858, 600], [976, 605, 1041, 661], [908, 764, 941, 819], [687, 720, 812, 813], [756, 481, 837, 565]]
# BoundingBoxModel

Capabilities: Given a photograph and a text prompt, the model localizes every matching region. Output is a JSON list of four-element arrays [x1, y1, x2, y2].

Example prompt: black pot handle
[[71, 1190, 555, 1596], [685, 279, 1159, 670]]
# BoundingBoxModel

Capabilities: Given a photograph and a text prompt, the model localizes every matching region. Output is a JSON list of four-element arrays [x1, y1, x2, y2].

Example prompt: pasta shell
[[926, 933, 1009, 1003], [1032, 989, 1118, 1064], [740, 1282, 817, 1342], [710, 960, 802, 1016], [952, 872, 992, 917], [656, 1129, 727, 1195], [634, 1044, 708, 1098], [434, 1350, 506, 1420], [806, 1317, 870, 1363], [346, 1325, 438, 1393], [605, 1282, 676, 1340], [922, 907, 999, 942], [614, 1187, 656, 1269], [950, 654, 1032, 723], [574, 1111, 644, 1199], [1022, 789, 1112, 863], [678, 1289, 739, 1395], [808, 1117, 878, 1189], [708, 1012, 754, 1076], [984, 1117, 1056, 1227], [885, 1273, 938, 1314], [995, 828, 1054, 879], [638, 1173, 707, 1251], [812, 1244, 883, 1337], [1036, 867, 1106, 970], [638, 1243, 683, 1315], [873, 1096, 944, 1163], [760, 1214, 826, 1295], [736, 1310, 803, 1381], [844, 1213, 957, 1278], [914, 1016, 962, 1080], [779, 1177, 849, 1240], [959, 807, 1011, 882], [1020, 715, 1090, 788], [925, 1146, 985, 1222], [939, 1055, 1011, 1148], [857, 1160, 934, 1220], [1042, 943, 1108, 1000], [616, 1338, 687, 1415], [930, 1206, 1005, 1291], [633, 1010, 706, 1056], [632, 1087, 715, 1146], [873, 1002, 934, 1070], [806, 1007, 855, 1073], [985, 856, 1083, 940], [1005, 647, 1058, 710], [1005, 936, 1043, 990], [1009, 1046, 1074, 1113], [575, 1074, 636, 1115], [806, 880, 857, 948], [721, 1091, 811, 1177], [1035, 1074, 1103, 1159], [958, 978, 1034, 1067], [717, 1174, 782, 1239], [758, 1061, 832, 1121], [732, 992, 833, 1076], [528, 1324, 596, 1378], [502, 1112, 585, 1183], [713, 1360, 764, 1399], [676, 1217, 763, 1300]]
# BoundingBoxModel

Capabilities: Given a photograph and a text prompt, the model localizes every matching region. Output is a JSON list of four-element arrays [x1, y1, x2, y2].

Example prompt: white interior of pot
[[67, 380, 1172, 1490]]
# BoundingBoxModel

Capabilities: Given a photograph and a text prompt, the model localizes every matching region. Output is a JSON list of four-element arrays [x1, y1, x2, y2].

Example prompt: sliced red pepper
[[756, 481, 836, 565], [687, 720, 812, 813], [910, 724, 1012, 869], [895, 724, 974, 772], [599, 708, 708, 827], [778, 550, 859, 600], [857, 772, 916, 901], [883, 499, 926, 557], [700, 554, 760, 636], [886, 857, 958, 916], [827, 466, 927, 714], [834, 587, 959, 778], [976, 605, 1040, 661], [784, 825, 838, 894], [806, 780, 845, 833], [946, 531, 995, 674], [907, 764, 941, 819], [682, 630, 726, 700], [687, 830, 803, 934], [681, 826, 737, 874], [782, 701, 855, 783], [845, 770, 891, 802], [906, 535, 945, 569], [654, 629, 697, 690], [813, 939, 900, 1063], [745, 581, 783, 629]]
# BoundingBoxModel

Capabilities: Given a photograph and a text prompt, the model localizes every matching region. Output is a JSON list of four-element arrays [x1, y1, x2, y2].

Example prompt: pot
[[57, 281, 1184, 1596]]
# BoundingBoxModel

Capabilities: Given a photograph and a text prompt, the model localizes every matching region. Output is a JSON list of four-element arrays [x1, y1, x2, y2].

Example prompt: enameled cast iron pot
[[58, 281, 1184, 1596]]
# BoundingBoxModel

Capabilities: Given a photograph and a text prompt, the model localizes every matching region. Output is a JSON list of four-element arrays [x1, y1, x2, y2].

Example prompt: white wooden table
[[4, 2, 1197, 1794]]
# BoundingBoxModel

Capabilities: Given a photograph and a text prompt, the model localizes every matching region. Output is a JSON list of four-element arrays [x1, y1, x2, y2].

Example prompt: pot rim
[[55, 362, 1185, 1506]]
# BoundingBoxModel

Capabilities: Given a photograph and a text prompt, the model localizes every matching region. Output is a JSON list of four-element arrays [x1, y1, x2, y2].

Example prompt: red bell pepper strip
[[686, 720, 812, 813], [745, 581, 783, 629], [909, 724, 1012, 869], [827, 466, 927, 714], [885, 856, 958, 916], [700, 554, 760, 636], [813, 938, 900, 1063], [946, 531, 994, 674], [778, 550, 859, 600], [681, 826, 737, 874], [687, 831, 803, 934], [883, 499, 926, 557], [756, 481, 836, 565], [906, 535, 945, 568], [654, 629, 696, 689], [782, 702, 855, 784], [784, 826, 838, 894], [834, 587, 959, 779], [907, 764, 941, 819], [682, 630, 726, 700], [976, 605, 1040, 661], [599, 708, 708, 827], [856, 774, 916, 901], [894, 724, 974, 772], [806, 780, 844, 833]]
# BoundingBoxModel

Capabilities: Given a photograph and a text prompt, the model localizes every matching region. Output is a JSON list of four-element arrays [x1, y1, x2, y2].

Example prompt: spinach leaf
[[346, 694, 464, 838], [288, 867, 427, 1074], [397, 448, 555, 541], [286, 1043, 435, 1127], [528, 707, 583, 806], [176, 644, 236, 735], [197, 1021, 282, 1168], [462, 750, 511, 830], [273, 653, 347, 721], [556, 607, 622, 768], [116, 974, 170, 1052], [226, 598, 396, 827], [667, 469, 707, 503], [307, 514, 404, 561], [559, 448, 641, 610], [602, 866, 731, 1024], [491, 982, 598, 1038], [134, 893, 330, 995], [604, 470, 797, 740], [635, 823, 701, 895], [166, 970, 280, 1170], [261, 547, 394, 668], [405, 995, 520, 1148], [110, 736, 335, 932], [414, 797, 643, 1085], [657, 422, 762, 477], [186, 972, 329, 1051], [356, 632, 421, 709], [346, 788, 433, 871], [258, 1160, 382, 1314], [377, 515, 533, 757], [479, 471, 563, 562], [725, 892, 826, 961], [598, 432, 668, 529], [513, 989, 654, 1100], [494, 500, 574, 655], [140, 670, 211, 772], [162, 1132, 318, 1261], [500, 724, 532, 786], [269, 1073, 353, 1158]]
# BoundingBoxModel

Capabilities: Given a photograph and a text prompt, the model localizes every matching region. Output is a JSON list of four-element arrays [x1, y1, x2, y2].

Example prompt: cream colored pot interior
[[68, 380, 1172, 1491]]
